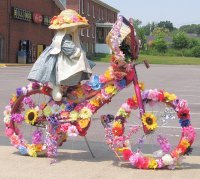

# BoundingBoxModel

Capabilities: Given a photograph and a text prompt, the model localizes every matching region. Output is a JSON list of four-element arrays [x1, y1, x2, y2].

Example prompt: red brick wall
[[0, 0, 9, 62], [0, 0, 61, 63], [67, 0, 79, 12]]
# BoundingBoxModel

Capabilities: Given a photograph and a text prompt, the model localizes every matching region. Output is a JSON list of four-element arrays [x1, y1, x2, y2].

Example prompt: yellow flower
[[78, 118, 90, 128], [52, 19, 59, 25], [142, 113, 158, 131], [180, 139, 190, 148], [90, 98, 100, 107], [113, 121, 122, 128], [11, 94, 17, 103], [117, 108, 129, 118], [43, 106, 52, 117], [79, 107, 92, 119], [104, 68, 113, 80], [27, 145, 37, 157], [164, 92, 177, 102], [69, 111, 79, 121], [149, 158, 158, 169], [105, 85, 117, 95], [76, 88, 84, 98], [60, 103, 66, 111], [25, 109, 38, 125], [139, 82, 145, 91]]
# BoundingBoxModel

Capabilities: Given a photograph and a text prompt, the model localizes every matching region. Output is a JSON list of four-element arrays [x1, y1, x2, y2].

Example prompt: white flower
[[153, 150, 164, 158], [22, 87, 27, 95], [4, 115, 11, 124], [51, 104, 61, 114], [162, 154, 174, 166]]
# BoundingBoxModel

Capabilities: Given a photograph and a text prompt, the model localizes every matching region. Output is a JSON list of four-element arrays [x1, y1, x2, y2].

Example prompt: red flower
[[178, 108, 190, 120], [127, 98, 138, 109], [135, 156, 149, 169], [41, 86, 51, 95], [50, 16, 57, 24], [158, 90, 164, 101], [122, 149, 133, 161], [112, 126, 123, 136]]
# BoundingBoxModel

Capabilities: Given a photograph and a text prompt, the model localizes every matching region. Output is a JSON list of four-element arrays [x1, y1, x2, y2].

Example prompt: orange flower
[[78, 118, 90, 128], [112, 126, 123, 136], [60, 111, 70, 119]]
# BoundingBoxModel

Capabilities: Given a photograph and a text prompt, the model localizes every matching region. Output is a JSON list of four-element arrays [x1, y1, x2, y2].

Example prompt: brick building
[[67, 0, 119, 56], [0, 0, 65, 63], [0, 0, 119, 63]]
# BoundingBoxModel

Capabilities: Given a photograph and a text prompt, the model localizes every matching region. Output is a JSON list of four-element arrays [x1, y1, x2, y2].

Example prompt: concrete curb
[[0, 63, 33, 67]]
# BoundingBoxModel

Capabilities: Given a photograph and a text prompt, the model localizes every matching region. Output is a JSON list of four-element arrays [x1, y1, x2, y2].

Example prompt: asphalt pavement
[[0, 63, 200, 179]]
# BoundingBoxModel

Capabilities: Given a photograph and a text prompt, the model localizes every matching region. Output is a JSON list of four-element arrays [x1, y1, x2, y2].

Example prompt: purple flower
[[16, 88, 23, 97], [179, 119, 190, 127], [11, 113, 24, 123], [115, 79, 126, 90], [23, 97, 35, 108], [65, 102, 75, 112], [32, 130, 43, 144], [141, 90, 149, 100], [32, 82, 40, 89]]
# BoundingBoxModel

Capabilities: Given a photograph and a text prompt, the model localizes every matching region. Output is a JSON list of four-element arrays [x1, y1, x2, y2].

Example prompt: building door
[[0, 35, 3, 62]]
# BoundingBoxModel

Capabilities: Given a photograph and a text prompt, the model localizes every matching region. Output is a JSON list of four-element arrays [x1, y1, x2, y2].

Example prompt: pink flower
[[72, 15, 80, 22], [86, 103, 96, 113], [121, 103, 131, 113], [60, 123, 70, 133], [183, 126, 196, 142], [67, 125, 79, 137], [99, 75, 108, 83], [147, 89, 159, 101], [5, 127, 14, 137], [10, 134, 21, 147], [176, 99, 188, 111]]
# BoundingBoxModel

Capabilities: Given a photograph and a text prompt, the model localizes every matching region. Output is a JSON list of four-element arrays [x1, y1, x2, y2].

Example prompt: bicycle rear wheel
[[103, 89, 195, 169], [4, 83, 63, 157]]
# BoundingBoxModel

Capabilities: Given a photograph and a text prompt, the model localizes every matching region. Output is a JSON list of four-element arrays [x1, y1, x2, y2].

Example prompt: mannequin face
[[65, 26, 78, 34]]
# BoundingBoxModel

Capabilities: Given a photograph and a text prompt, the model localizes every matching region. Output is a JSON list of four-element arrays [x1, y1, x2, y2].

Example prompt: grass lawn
[[92, 53, 200, 65]]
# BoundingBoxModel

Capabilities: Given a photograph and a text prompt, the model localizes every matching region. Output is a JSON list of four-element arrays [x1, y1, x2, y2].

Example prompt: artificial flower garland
[[103, 88, 196, 169]]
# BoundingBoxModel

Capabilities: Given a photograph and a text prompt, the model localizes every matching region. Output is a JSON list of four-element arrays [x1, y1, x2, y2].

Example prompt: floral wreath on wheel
[[102, 88, 196, 169]]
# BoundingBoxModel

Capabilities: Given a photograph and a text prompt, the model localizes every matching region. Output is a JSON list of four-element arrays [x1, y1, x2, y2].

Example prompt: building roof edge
[[92, 0, 119, 13], [52, 0, 65, 10]]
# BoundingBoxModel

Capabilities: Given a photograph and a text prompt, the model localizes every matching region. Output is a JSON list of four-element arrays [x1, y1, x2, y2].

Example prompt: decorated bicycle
[[3, 9, 196, 169]]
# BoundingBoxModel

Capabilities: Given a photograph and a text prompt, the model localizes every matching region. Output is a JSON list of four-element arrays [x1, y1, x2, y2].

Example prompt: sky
[[102, 0, 200, 27]]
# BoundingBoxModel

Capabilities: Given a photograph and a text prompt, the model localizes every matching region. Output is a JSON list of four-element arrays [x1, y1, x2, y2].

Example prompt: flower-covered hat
[[49, 9, 89, 30]]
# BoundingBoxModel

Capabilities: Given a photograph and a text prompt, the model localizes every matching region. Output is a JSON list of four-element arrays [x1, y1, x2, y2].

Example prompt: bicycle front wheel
[[103, 89, 196, 169]]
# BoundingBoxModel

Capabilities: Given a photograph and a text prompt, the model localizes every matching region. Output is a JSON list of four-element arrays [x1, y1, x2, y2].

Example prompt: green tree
[[191, 46, 200, 57], [157, 21, 174, 32], [153, 37, 167, 53], [152, 27, 170, 37], [137, 28, 146, 49], [172, 31, 189, 49]]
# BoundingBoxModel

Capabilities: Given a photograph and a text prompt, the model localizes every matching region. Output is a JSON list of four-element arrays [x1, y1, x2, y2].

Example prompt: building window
[[87, 2, 90, 16], [98, 8, 101, 20], [92, 5, 95, 18], [87, 29, 90, 37], [101, 9, 104, 20], [92, 25, 95, 38], [81, 29, 84, 36], [81, 0, 84, 14], [78, 0, 81, 13]]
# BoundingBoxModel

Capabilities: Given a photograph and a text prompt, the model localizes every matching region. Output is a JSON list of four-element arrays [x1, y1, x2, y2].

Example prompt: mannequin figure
[[28, 9, 95, 101]]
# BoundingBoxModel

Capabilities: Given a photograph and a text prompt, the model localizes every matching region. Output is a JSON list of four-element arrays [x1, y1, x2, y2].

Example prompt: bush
[[152, 37, 167, 53], [191, 46, 200, 57]]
